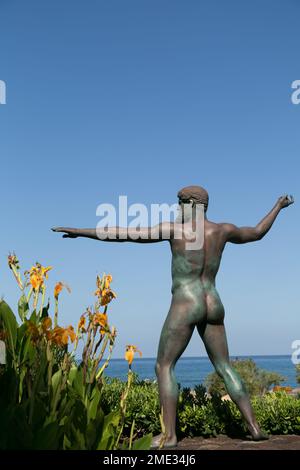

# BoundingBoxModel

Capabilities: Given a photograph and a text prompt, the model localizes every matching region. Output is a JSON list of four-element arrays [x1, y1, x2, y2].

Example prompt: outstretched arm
[[224, 195, 294, 244], [52, 222, 174, 243]]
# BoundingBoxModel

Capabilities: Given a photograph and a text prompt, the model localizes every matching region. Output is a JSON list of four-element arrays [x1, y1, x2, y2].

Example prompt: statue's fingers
[[63, 233, 77, 238]]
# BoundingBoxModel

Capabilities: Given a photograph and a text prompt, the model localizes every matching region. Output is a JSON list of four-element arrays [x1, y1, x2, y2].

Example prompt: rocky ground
[[175, 434, 300, 450]]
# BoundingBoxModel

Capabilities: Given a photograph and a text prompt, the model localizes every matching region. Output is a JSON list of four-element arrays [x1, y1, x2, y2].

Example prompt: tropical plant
[[0, 254, 151, 450]]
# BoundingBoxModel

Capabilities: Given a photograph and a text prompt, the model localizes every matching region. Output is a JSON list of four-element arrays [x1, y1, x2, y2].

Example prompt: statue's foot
[[248, 425, 269, 441], [251, 431, 269, 441], [150, 433, 177, 449]]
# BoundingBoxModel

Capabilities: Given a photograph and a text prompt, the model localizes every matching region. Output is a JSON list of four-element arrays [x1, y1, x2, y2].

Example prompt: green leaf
[[51, 369, 62, 409], [97, 411, 120, 450], [32, 422, 61, 450], [63, 433, 71, 450], [29, 309, 38, 323], [0, 300, 18, 360], [68, 365, 79, 385], [41, 302, 50, 319], [18, 294, 29, 322], [72, 367, 84, 398], [86, 419, 97, 449], [3, 403, 33, 449], [52, 369, 62, 393], [18, 367, 27, 403], [132, 433, 152, 450], [88, 386, 101, 422], [69, 425, 86, 450]]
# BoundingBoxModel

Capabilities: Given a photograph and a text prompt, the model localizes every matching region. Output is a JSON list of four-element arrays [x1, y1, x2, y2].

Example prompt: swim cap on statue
[[177, 185, 209, 210]]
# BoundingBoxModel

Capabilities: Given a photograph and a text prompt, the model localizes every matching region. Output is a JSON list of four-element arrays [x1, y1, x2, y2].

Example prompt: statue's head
[[177, 185, 209, 213]]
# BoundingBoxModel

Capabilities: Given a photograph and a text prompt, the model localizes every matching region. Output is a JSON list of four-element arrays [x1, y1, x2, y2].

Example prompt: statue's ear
[[190, 199, 195, 207]]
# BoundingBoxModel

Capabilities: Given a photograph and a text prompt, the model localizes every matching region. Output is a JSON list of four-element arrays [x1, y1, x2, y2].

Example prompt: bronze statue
[[52, 187, 294, 448]]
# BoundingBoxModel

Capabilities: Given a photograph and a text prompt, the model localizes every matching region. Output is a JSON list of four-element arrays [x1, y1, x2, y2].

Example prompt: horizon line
[[107, 353, 292, 360]]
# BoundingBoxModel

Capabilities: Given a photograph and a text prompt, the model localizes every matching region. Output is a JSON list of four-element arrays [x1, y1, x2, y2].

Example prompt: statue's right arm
[[52, 222, 174, 243], [222, 195, 294, 244]]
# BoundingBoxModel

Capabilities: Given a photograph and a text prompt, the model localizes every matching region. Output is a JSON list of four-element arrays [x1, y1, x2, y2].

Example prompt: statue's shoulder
[[207, 221, 236, 239], [216, 222, 236, 232], [206, 220, 226, 231]]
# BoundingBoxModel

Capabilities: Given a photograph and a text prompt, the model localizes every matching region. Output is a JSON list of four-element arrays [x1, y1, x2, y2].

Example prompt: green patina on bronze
[[52, 187, 294, 448]]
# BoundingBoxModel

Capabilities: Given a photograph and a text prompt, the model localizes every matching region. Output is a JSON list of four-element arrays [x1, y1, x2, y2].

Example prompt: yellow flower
[[50, 325, 76, 347], [66, 325, 76, 343], [93, 312, 108, 333], [54, 282, 63, 299], [54, 282, 70, 300], [42, 317, 52, 331], [77, 315, 86, 332], [26, 321, 40, 342], [30, 273, 42, 290], [94, 274, 116, 306], [27, 318, 54, 343], [62, 326, 76, 345], [125, 345, 142, 366], [100, 289, 116, 306], [48, 326, 61, 346], [41, 266, 52, 279], [29, 263, 52, 291], [8, 254, 19, 270], [7, 253, 23, 289], [105, 274, 113, 289], [93, 313, 107, 326]]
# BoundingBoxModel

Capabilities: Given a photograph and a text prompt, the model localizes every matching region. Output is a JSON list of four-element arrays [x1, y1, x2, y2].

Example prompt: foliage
[[101, 377, 300, 439], [101, 375, 161, 437], [205, 358, 284, 397], [0, 255, 151, 450], [252, 392, 300, 435], [177, 390, 300, 437]]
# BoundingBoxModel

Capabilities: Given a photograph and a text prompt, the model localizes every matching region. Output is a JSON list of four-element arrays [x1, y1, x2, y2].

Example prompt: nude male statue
[[52, 186, 294, 448]]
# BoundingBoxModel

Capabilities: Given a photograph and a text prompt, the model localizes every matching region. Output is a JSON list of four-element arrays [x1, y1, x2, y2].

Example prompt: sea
[[102, 355, 299, 389]]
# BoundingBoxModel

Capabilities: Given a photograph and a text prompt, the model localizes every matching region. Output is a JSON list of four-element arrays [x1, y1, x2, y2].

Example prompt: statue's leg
[[152, 302, 195, 448], [197, 322, 268, 440]]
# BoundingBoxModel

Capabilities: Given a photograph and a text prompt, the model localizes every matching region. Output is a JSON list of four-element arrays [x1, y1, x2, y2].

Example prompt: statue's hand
[[277, 195, 294, 209], [51, 227, 78, 238]]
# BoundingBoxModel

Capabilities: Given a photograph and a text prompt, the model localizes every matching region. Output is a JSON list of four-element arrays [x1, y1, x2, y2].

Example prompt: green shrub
[[101, 377, 300, 439], [177, 391, 300, 438], [101, 375, 161, 437], [205, 358, 284, 397], [252, 392, 300, 435]]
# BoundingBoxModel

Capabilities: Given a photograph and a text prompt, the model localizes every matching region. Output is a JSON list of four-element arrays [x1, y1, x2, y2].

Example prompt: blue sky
[[0, 0, 299, 359]]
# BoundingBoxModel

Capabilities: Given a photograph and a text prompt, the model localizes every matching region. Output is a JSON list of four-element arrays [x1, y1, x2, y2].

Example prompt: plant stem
[[39, 285, 46, 318], [33, 288, 39, 310], [26, 286, 33, 304], [54, 298, 58, 327]]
